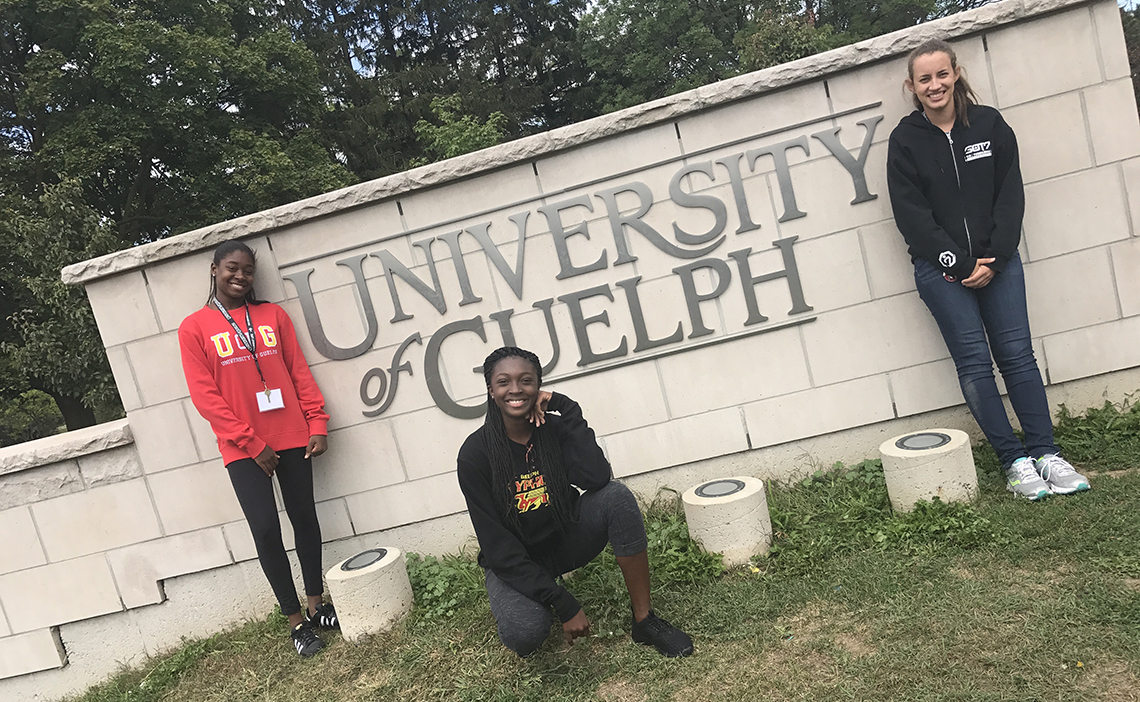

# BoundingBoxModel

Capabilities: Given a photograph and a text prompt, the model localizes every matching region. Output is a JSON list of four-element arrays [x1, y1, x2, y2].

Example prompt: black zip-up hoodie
[[886, 104, 1024, 280], [456, 392, 611, 623]]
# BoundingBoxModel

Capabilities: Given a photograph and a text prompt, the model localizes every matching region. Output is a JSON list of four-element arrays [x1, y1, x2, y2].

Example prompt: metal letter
[[424, 316, 489, 419], [360, 332, 424, 417], [747, 136, 810, 222], [537, 195, 608, 280], [434, 230, 482, 306], [714, 153, 763, 234], [729, 237, 814, 327], [466, 212, 530, 300], [557, 284, 628, 367], [671, 258, 733, 338], [669, 161, 728, 245], [372, 243, 447, 323], [812, 115, 883, 205], [488, 302, 561, 376], [595, 181, 724, 263], [282, 255, 378, 360], [615, 276, 684, 352]]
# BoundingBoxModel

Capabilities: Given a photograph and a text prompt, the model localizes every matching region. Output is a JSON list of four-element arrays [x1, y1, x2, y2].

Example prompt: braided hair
[[482, 347, 576, 534], [205, 240, 266, 306]]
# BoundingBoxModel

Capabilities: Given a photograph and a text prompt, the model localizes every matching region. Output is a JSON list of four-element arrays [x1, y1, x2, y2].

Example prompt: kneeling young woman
[[456, 347, 693, 658]]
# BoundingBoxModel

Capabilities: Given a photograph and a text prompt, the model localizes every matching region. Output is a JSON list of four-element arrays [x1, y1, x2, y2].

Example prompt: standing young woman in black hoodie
[[456, 346, 693, 658], [886, 39, 1089, 500]]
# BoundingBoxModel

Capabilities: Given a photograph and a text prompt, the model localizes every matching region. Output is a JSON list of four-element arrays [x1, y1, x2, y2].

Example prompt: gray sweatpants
[[483, 480, 648, 656]]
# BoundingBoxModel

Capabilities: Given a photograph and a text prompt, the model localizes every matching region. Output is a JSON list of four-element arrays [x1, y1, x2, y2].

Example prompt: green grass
[[68, 399, 1140, 702]]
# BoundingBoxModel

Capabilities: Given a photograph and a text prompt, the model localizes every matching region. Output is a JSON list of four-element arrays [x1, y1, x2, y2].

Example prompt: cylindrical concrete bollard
[[681, 476, 771, 566], [879, 429, 977, 512], [325, 547, 413, 642]]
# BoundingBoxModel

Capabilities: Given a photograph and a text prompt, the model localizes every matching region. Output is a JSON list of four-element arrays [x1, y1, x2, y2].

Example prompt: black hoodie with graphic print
[[886, 104, 1024, 280]]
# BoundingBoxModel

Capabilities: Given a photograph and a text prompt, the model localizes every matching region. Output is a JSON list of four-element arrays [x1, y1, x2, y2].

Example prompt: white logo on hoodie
[[939, 251, 957, 269]]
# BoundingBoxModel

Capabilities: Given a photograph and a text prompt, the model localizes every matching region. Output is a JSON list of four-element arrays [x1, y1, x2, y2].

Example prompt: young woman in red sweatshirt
[[178, 240, 338, 657]]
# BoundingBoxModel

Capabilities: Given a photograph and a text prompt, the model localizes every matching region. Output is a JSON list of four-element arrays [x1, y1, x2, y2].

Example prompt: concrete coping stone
[[60, 0, 1092, 286], [0, 419, 133, 476]]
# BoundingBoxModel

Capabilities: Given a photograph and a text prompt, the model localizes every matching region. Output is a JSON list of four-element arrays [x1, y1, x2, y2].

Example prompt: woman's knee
[[497, 612, 552, 657]]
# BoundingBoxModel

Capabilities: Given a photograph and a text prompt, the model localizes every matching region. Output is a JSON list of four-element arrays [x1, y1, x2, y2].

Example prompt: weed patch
[[1055, 397, 1140, 471]]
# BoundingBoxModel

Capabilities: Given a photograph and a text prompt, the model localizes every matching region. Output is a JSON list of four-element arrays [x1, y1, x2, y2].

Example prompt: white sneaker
[[1005, 457, 1051, 501], [1035, 454, 1090, 495]]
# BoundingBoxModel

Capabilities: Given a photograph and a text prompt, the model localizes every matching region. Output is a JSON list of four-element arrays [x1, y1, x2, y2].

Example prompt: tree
[[413, 95, 508, 163], [0, 0, 354, 432]]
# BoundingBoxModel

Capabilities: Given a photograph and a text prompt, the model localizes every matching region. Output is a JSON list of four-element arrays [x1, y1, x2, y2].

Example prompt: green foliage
[[736, 10, 839, 72], [1123, 6, 1140, 111], [412, 95, 508, 165], [0, 390, 63, 447], [1054, 397, 1140, 471], [73, 633, 221, 702], [762, 458, 1005, 575], [406, 553, 484, 620], [643, 494, 725, 585]]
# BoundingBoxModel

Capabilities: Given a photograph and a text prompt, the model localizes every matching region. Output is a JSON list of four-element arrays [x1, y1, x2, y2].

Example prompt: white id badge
[[257, 388, 285, 412]]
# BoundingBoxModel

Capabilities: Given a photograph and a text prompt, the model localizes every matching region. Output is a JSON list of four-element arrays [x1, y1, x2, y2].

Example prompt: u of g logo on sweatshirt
[[209, 326, 279, 358]]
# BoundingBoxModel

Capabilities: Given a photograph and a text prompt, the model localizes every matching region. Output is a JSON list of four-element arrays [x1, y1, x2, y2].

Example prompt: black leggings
[[227, 447, 323, 616]]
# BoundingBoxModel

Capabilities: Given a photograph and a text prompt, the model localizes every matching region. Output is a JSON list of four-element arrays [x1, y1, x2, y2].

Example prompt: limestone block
[[1044, 315, 1140, 383], [271, 201, 405, 268], [33, 480, 162, 562], [777, 145, 893, 243], [181, 398, 221, 461], [326, 547, 413, 641], [1111, 238, 1140, 318], [859, 219, 915, 298], [314, 421, 406, 502], [128, 402, 201, 474], [825, 57, 913, 146], [0, 615, 7, 639], [84, 271, 159, 347], [888, 359, 961, 417], [987, 9, 1100, 107], [1092, 0, 1132, 81], [77, 444, 143, 488], [550, 361, 670, 435], [656, 326, 811, 417], [682, 476, 771, 566], [126, 333, 189, 405], [105, 345, 142, 412], [788, 229, 872, 312], [145, 250, 213, 333], [880, 428, 977, 511], [1025, 248, 1118, 336], [0, 461, 84, 512], [147, 461, 244, 534], [1125, 158, 1140, 236], [345, 472, 467, 535], [1023, 167, 1130, 261], [535, 124, 682, 195], [0, 507, 46, 575], [58, 609, 148, 689], [390, 408, 481, 481], [309, 344, 435, 433], [131, 563, 266, 657], [801, 292, 947, 386], [603, 408, 749, 479], [675, 82, 830, 153], [743, 375, 895, 449], [1001, 93, 1091, 183], [1084, 80, 1140, 166], [0, 419, 132, 475], [242, 237, 288, 304], [106, 529, 233, 608], [0, 555, 121, 634], [222, 520, 257, 563], [400, 164, 541, 231], [0, 628, 67, 680]]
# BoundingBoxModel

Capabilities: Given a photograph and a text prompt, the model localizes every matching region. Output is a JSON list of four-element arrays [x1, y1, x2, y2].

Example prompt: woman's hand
[[562, 608, 591, 645], [529, 391, 553, 426], [962, 257, 996, 289], [254, 445, 280, 477], [305, 435, 328, 459]]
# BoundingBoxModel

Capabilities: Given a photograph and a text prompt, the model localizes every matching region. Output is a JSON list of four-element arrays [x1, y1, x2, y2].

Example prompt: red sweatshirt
[[178, 302, 329, 464]]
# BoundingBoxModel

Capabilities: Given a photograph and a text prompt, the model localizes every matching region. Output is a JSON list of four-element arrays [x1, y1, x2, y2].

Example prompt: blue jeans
[[913, 253, 1058, 468]]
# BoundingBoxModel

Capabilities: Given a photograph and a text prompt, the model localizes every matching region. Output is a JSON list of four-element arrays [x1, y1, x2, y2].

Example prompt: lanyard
[[212, 298, 269, 392]]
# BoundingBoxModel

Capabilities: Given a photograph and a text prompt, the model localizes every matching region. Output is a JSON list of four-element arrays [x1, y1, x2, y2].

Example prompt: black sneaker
[[309, 602, 340, 630], [631, 610, 693, 657], [291, 621, 324, 658]]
